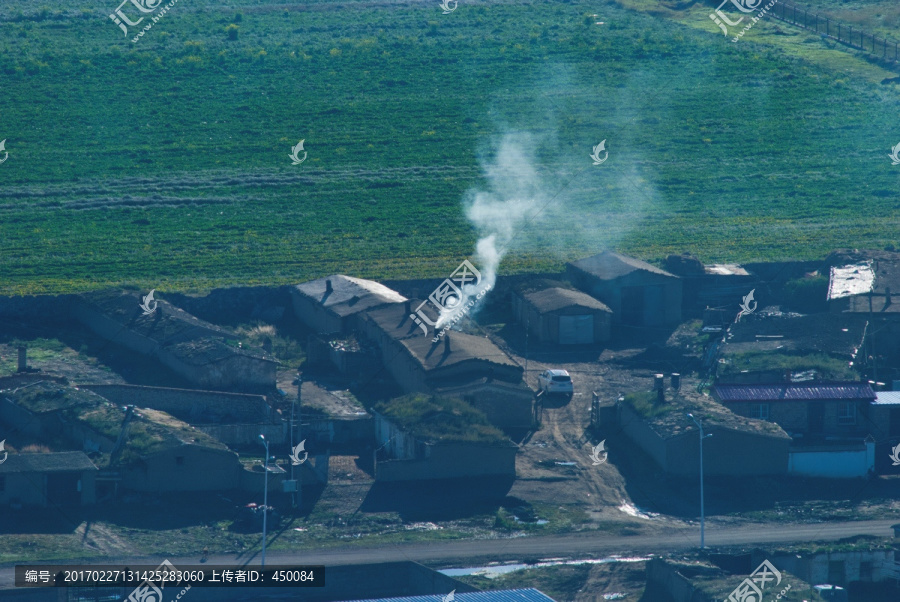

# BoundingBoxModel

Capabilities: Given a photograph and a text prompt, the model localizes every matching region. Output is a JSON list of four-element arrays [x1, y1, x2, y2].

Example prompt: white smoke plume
[[435, 132, 548, 328]]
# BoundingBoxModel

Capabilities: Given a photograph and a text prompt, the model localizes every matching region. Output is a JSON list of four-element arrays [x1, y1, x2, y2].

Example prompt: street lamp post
[[687, 413, 712, 549], [259, 434, 269, 568]]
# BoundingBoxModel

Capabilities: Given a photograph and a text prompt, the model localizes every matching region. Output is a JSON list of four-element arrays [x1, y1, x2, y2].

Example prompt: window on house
[[828, 560, 845, 584], [749, 403, 769, 420], [175, 456, 185, 466], [859, 561, 873, 582], [837, 402, 857, 425]]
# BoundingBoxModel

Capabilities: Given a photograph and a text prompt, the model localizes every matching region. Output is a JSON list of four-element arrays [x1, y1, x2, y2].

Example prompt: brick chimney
[[444, 335, 451, 353], [325, 279, 333, 293], [404, 300, 411, 314]]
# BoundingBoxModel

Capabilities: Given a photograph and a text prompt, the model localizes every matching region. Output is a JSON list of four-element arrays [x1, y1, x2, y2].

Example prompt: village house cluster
[[1, 247, 899, 521]]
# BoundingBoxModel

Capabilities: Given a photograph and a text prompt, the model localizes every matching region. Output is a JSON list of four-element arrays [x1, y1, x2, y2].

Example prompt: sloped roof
[[0, 451, 97, 474], [78, 289, 230, 344], [522, 287, 611, 314], [825, 249, 900, 297], [713, 382, 875, 403], [0, 382, 228, 458], [569, 251, 677, 281], [165, 337, 275, 365], [828, 263, 875, 300], [366, 302, 519, 373], [294, 275, 407, 318]]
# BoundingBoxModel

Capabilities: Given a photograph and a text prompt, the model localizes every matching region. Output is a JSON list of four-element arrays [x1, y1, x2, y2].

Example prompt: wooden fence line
[[769, 1, 899, 63]]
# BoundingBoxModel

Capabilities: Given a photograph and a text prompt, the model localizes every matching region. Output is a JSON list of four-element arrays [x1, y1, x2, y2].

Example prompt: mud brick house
[[618, 390, 791, 476], [157, 338, 276, 390], [372, 394, 517, 481], [362, 302, 535, 430], [291, 274, 407, 334], [716, 312, 867, 383], [0, 382, 242, 493], [74, 289, 276, 390], [0, 451, 97, 508], [826, 249, 900, 377], [664, 253, 758, 317], [81, 384, 272, 424], [511, 281, 612, 345], [566, 251, 682, 328]]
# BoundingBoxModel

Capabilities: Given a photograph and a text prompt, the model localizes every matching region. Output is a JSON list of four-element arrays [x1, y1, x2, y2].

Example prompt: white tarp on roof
[[828, 262, 875, 300]]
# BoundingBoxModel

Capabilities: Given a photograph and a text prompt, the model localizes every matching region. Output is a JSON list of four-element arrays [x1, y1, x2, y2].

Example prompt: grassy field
[[0, 0, 898, 295]]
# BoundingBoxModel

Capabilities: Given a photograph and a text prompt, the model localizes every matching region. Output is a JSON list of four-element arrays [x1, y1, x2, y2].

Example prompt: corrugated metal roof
[[828, 263, 875, 300], [874, 391, 900, 405], [713, 382, 875, 403], [342, 589, 555, 602]]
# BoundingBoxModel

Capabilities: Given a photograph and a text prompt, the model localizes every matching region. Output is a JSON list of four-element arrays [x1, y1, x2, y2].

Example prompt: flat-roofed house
[[511, 283, 612, 345], [0, 452, 97, 507], [566, 251, 682, 327], [372, 394, 517, 481], [74, 290, 276, 390], [362, 302, 535, 430], [291, 275, 408, 334], [0, 382, 242, 493]]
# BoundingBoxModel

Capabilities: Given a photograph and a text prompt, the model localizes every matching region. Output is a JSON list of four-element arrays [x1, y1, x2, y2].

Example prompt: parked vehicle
[[537, 369, 573, 397]]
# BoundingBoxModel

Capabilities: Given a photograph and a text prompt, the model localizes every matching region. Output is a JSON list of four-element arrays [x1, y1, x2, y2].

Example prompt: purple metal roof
[[713, 382, 875, 403]]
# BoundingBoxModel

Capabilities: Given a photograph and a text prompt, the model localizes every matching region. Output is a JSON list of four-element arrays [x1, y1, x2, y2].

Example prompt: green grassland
[[0, 0, 898, 295]]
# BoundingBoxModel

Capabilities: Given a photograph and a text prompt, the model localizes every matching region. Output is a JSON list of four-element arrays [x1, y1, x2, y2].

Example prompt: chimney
[[784, 369, 792, 382], [17, 346, 27, 373], [325, 279, 333, 293], [671, 373, 681, 391], [404, 300, 411, 315], [444, 335, 451, 353], [654, 374, 665, 391], [654, 373, 665, 404]]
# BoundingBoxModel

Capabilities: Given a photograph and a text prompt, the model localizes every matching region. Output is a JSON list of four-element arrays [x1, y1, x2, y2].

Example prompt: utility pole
[[687, 413, 713, 549], [258, 434, 269, 568], [296, 373, 302, 510]]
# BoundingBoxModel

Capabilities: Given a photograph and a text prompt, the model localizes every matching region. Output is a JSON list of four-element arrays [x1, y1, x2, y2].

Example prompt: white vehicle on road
[[537, 369, 573, 397]]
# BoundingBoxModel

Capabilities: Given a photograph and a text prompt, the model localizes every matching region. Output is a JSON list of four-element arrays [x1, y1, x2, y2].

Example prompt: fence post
[[837, 23, 840, 43], [826, 18, 829, 38], [849, 25, 853, 47]]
